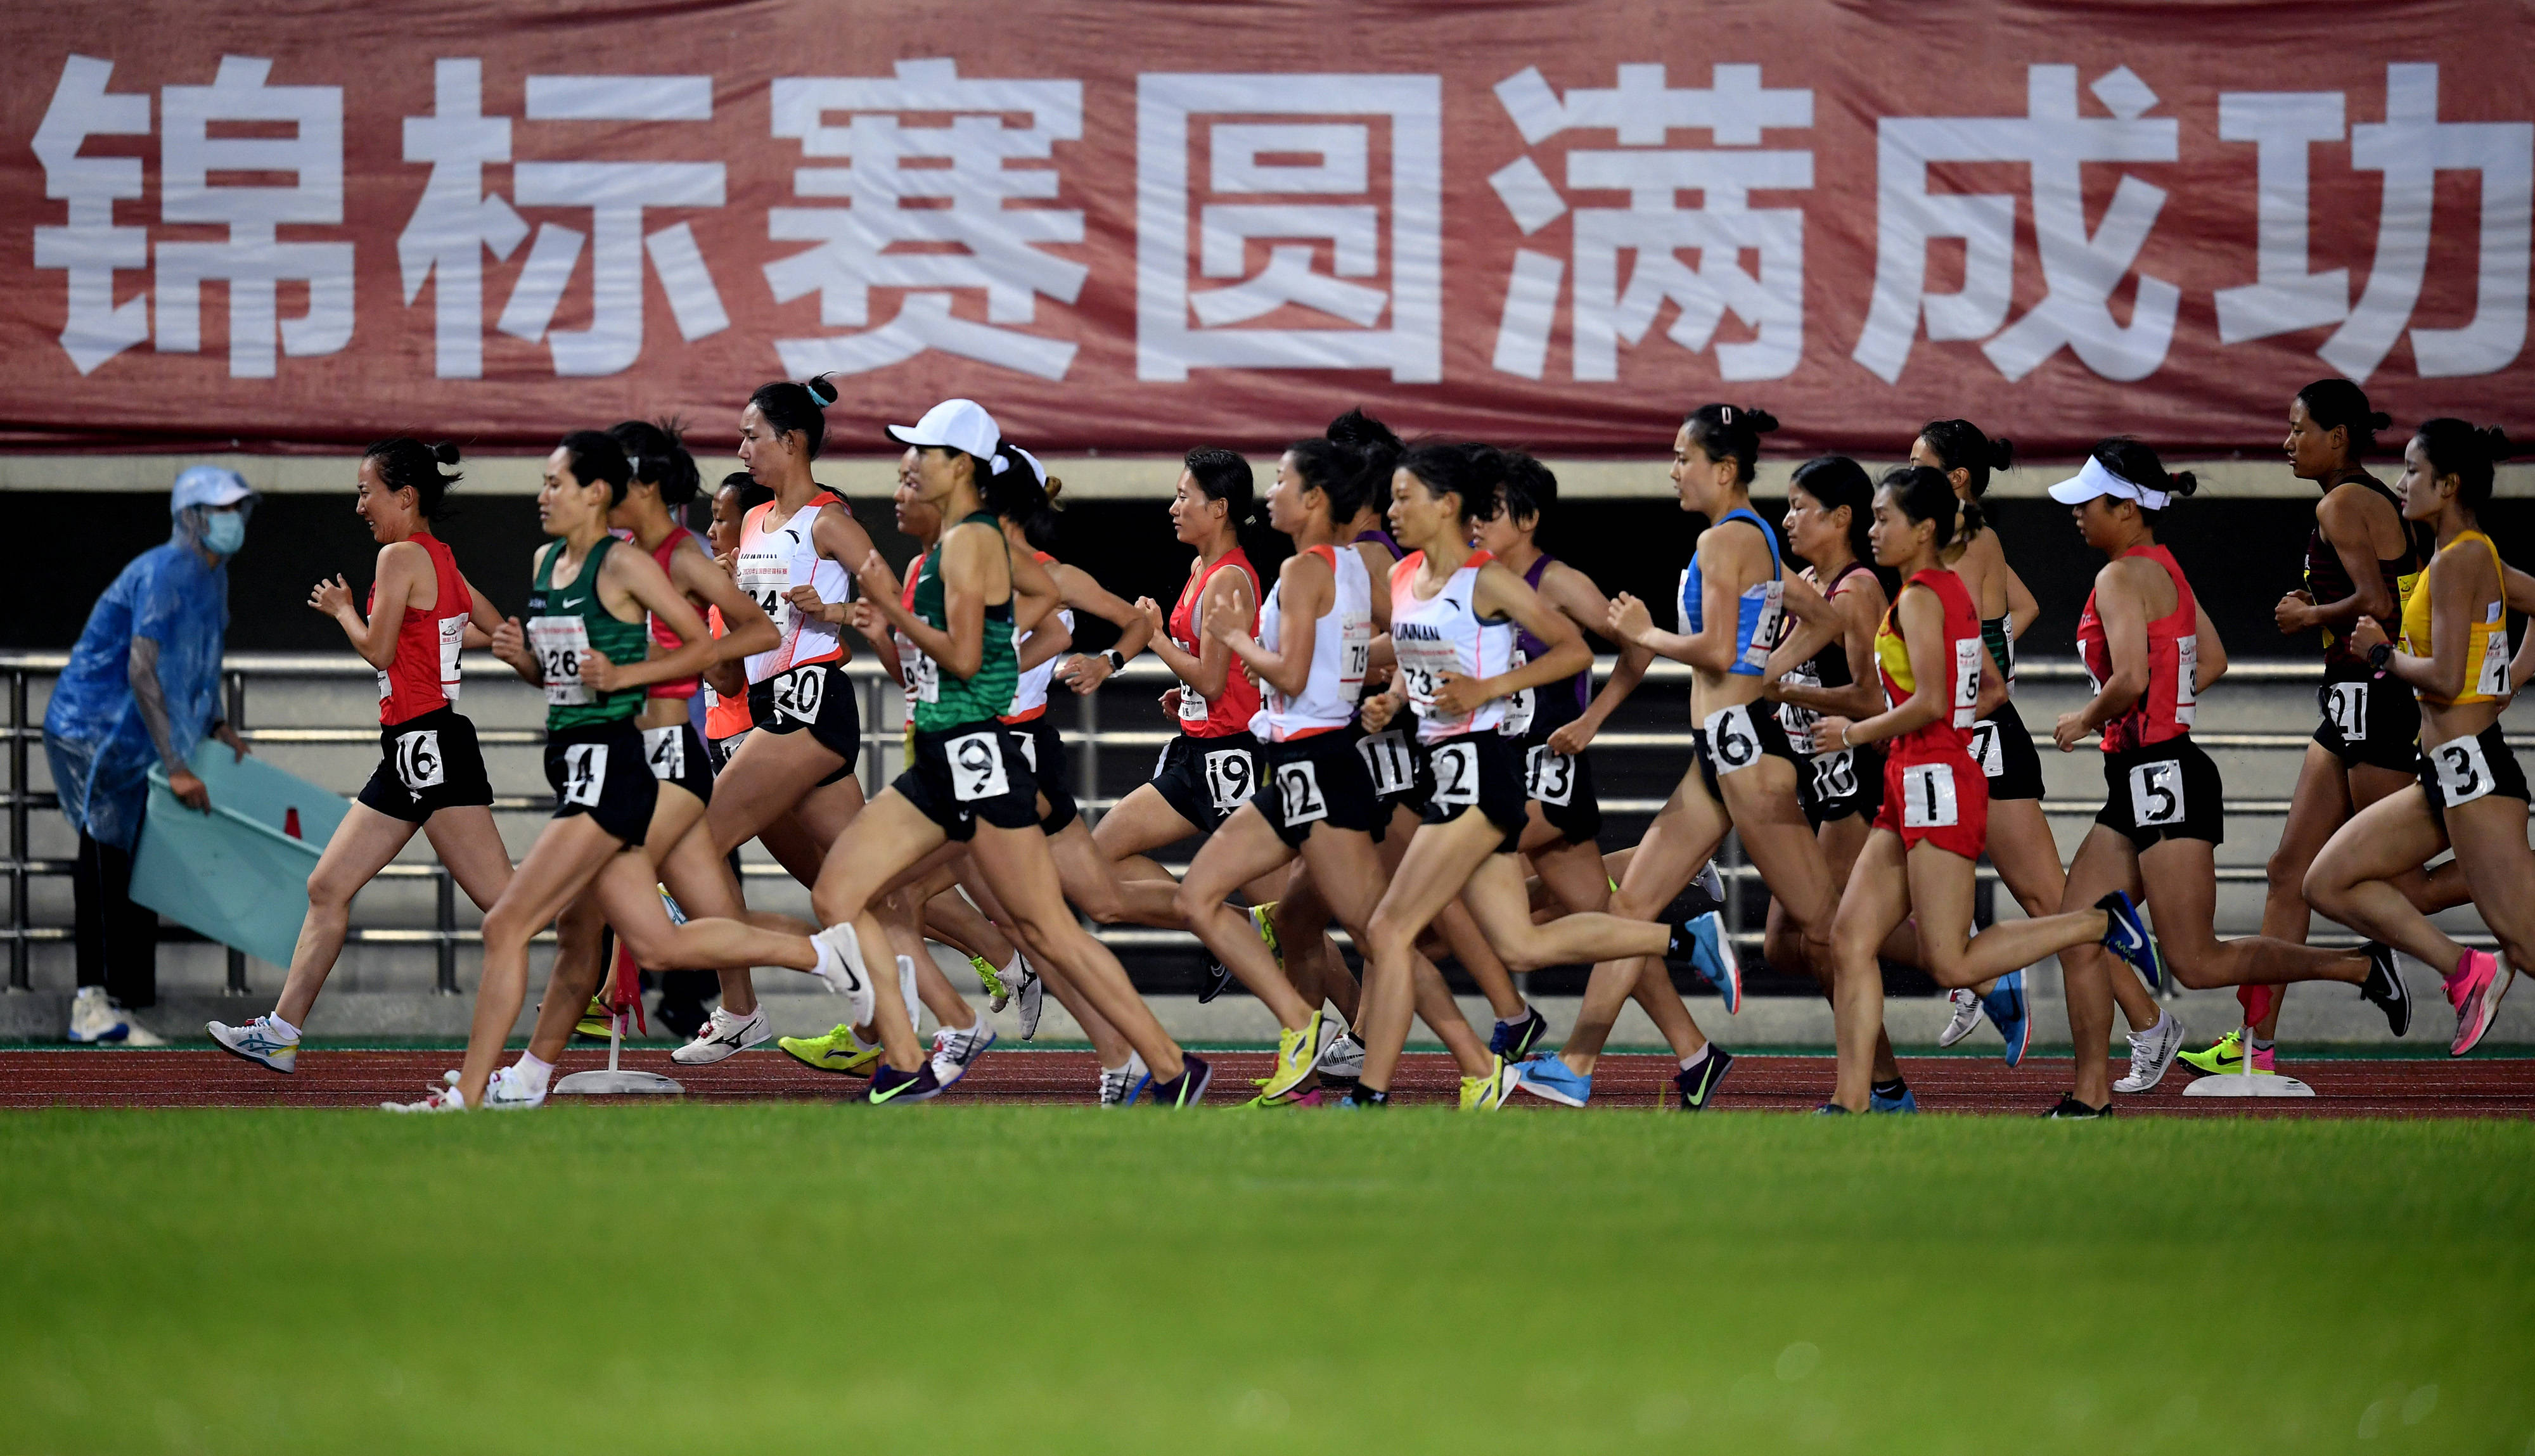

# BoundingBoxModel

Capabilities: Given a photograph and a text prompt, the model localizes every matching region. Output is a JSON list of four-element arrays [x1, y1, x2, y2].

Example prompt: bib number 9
[[1203, 748, 1255, 811], [393, 730, 446, 791], [1358, 729, 1415, 796], [2127, 759, 2186, 827], [1428, 741, 1480, 807], [2430, 735, 2495, 807], [1901, 762, 1958, 828], [1702, 703, 1765, 775], [946, 731, 1011, 803]]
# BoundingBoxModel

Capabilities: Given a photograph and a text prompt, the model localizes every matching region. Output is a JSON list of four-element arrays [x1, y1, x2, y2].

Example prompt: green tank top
[[908, 512, 1018, 732], [1980, 616, 2015, 689], [526, 535, 651, 731]]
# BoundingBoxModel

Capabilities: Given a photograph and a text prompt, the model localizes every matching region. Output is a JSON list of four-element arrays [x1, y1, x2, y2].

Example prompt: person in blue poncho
[[44, 465, 256, 1044]]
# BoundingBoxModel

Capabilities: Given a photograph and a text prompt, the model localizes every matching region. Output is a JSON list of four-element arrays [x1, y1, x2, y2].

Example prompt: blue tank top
[[1676, 507, 1785, 677]]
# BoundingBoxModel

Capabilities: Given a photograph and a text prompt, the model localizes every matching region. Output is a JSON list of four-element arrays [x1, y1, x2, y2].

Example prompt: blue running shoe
[[1667, 910, 1742, 1016], [2096, 891, 2160, 991], [1868, 1079, 1918, 1113], [1980, 969, 2033, 1068], [1510, 1053, 1592, 1108]]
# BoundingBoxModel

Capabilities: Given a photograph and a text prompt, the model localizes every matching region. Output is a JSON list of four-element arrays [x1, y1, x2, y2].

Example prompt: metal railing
[[6, 649, 2520, 990]]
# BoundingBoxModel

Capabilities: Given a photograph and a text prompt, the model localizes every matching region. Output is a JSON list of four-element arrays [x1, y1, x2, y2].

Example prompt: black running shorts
[[544, 718, 660, 847], [2418, 722, 2529, 837], [894, 721, 1043, 842], [747, 660, 863, 787], [2314, 667, 2425, 775], [357, 705, 495, 824], [1414, 731, 1527, 854], [2093, 736, 2226, 850], [1794, 741, 1884, 828], [1150, 731, 1261, 834], [1966, 701, 2044, 801], [1254, 729, 1387, 849], [1518, 731, 1603, 846], [641, 722, 713, 806], [1004, 713, 1079, 836]]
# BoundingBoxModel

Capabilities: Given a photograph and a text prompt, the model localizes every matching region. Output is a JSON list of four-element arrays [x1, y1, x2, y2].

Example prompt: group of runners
[[202, 377, 2525, 1114]]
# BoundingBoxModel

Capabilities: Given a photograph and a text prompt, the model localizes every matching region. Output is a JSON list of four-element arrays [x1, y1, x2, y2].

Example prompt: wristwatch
[[2367, 641, 2395, 677], [1100, 649, 1129, 673]]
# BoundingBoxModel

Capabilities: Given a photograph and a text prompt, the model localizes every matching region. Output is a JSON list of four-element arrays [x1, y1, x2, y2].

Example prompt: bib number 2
[[1428, 741, 1480, 807]]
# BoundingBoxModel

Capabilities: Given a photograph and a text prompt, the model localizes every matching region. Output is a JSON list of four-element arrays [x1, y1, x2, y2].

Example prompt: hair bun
[[431, 441, 461, 466], [1044, 476, 1065, 504], [1743, 407, 1781, 435], [804, 374, 838, 408], [1988, 437, 2015, 470], [2169, 469, 2200, 498], [2479, 426, 2517, 461], [2368, 411, 2394, 431]]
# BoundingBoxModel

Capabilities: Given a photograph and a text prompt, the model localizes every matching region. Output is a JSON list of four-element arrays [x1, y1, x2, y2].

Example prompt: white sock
[[1679, 1045, 1710, 1073], [1495, 1004, 1532, 1028], [514, 1053, 553, 1094], [2139, 1010, 2170, 1038], [268, 1014, 301, 1039], [897, 955, 921, 1035]]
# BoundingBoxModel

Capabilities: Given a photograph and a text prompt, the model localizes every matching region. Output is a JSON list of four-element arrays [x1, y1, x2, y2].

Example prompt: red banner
[[4, 1, 2529, 459]]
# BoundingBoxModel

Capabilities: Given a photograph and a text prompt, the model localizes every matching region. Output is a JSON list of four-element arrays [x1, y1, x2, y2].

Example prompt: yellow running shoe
[[971, 954, 1010, 1010], [1458, 1054, 1517, 1111], [2178, 1028, 2243, 1078], [574, 996, 612, 1039], [780, 1023, 883, 1078], [1260, 1011, 1322, 1101], [1248, 902, 1283, 971]]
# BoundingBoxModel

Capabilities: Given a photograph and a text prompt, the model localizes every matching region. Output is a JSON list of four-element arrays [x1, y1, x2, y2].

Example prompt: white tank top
[[1390, 549, 1513, 743], [1251, 545, 1372, 743], [1005, 552, 1073, 723], [735, 491, 850, 684]]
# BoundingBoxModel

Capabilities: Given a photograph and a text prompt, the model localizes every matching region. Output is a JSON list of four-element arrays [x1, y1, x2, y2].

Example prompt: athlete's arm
[[1541, 561, 1651, 755], [1015, 613, 1074, 673], [2053, 561, 2150, 750], [1816, 585, 1948, 748], [1353, 541, 1399, 631], [1433, 561, 1590, 716], [1757, 572, 1844, 684], [582, 545, 715, 693], [1615, 523, 1760, 672], [1771, 576, 1887, 719], [1220, 550, 1329, 699], [861, 527, 998, 682], [2001, 557, 2041, 642], [1050, 563, 1153, 694], [2384, 547, 2484, 701], [807, 503, 878, 663], [312, 539, 427, 668], [2282, 488, 2399, 635], [673, 538, 780, 667], [455, 569, 504, 650], [2192, 597, 2228, 691], [490, 547, 546, 686]]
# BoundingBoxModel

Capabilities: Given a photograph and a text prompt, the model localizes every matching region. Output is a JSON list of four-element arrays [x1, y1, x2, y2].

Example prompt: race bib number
[[393, 730, 446, 791], [1275, 760, 1328, 826], [1702, 703, 1767, 775], [1952, 637, 1981, 728], [1525, 745, 1576, 806], [559, 743, 608, 807], [1775, 663, 1819, 743], [437, 614, 466, 702], [1428, 740, 1480, 807], [1968, 720, 2005, 778], [527, 616, 591, 706], [643, 725, 686, 782], [1358, 729, 1415, 797], [2174, 635, 2198, 726], [1735, 580, 1785, 672], [1501, 648, 1534, 737], [1338, 610, 1373, 699], [2127, 758, 2187, 827], [2325, 682, 2368, 742], [2477, 612, 2511, 698], [946, 731, 1011, 803], [2430, 734, 2497, 807], [1810, 749, 1858, 802], [735, 551, 792, 641], [1013, 727, 1038, 774], [375, 668, 392, 705], [771, 664, 826, 725], [899, 635, 939, 705], [1901, 762, 1959, 828], [1202, 747, 1256, 811]]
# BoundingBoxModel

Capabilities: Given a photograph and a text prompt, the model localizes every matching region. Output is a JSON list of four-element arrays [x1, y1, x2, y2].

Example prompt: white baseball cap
[[886, 399, 1003, 469], [1011, 446, 1046, 487], [2048, 454, 2170, 511]]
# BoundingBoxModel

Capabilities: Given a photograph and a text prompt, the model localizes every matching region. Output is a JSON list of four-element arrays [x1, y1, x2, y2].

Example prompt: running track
[[3, 1048, 2529, 1115]]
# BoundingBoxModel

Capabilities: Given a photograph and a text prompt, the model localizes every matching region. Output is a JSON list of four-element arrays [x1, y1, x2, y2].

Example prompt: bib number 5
[[2127, 759, 2186, 827]]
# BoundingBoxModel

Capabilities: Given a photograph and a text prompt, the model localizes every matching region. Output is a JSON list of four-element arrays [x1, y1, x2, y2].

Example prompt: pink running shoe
[[2249, 1044, 2277, 1074], [2446, 950, 2512, 1057]]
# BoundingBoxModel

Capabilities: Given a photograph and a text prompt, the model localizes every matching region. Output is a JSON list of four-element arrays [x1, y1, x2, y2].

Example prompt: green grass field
[[4, 1108, 2527, 1454]]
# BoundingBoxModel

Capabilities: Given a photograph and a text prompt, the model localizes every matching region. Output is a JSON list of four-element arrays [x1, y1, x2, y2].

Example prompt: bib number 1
[[1901, 763, 1958, 827]]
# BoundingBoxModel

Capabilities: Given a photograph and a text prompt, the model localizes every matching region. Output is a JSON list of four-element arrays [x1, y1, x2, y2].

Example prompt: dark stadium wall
[[13, 490, 2527, 659]]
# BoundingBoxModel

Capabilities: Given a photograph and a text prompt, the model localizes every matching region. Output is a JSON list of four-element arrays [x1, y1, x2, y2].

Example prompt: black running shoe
[[1674, 1047, 1735, 1111], [1197, 954, 1233, 1004], [1142, 1053, 1213, 1106], [2042, 1094, 2110, 1119], [2360, 942, 2413, 1037], [869, 1061, 943, 1105], [1813, 1102, 1851, 1115], [1490, 1006, 1550, 1060]]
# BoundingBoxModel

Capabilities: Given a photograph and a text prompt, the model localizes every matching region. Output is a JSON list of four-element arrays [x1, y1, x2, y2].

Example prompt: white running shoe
[[383, 1084, 468, 1113], [209, 1016, 299, 1073], [118, 1017, 167, 1047], [1314, 1028, 1366, 1081], [1011, 960, 1044, 1040], [66, 986, 128, 1043], [1100, 1052, 1147, 1107], [1693, 861, 1726, 905], [809, 924, 879, 1026], [1937, 987, 1986, 1049], [928, 1018, 998, 1090], [671, 1005, 771, 1066], [2114, 1012, 2188, 1094], [482, 1064, 547, 1110]]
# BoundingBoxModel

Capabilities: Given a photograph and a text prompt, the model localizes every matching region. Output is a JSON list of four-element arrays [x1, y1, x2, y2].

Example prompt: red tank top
[[646, 525, 702, 700], [1873, 567, 1981, 759], [1168, 547, 1261, 738], [702, 604, 752, 739], [2076, 543, 2198, 753], [375, 531, 469, 725]]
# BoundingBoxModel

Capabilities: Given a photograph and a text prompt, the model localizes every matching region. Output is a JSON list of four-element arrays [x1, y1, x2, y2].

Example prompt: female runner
[[1350, 442, 1719, 1108], [1511, 405, 1850, 1111], [388, 431, 868, 1111], [2305, 419, 2527, 1056], [1809, 467, 2164, 1113], [1178, 435, 1508, 1109], [1909, 419, 2170, 1079], [2219, 381, 2429, 1074], [823, 399, 1209, 1105], [2048, 438, 2409, 1116], [210, 440, 512, 1070]]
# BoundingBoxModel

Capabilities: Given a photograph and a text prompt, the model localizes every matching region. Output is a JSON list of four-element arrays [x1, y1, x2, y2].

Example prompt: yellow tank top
[[2399, 528, 2510, 706], [1873, 606, 1913, 701]]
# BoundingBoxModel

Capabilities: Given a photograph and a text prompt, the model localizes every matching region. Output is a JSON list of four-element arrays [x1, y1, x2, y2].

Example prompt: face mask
[[203, 510, 246, 556]]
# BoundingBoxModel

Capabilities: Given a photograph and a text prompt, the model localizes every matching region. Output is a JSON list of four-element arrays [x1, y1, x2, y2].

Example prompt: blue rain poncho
[[42, 468, 248, 850]]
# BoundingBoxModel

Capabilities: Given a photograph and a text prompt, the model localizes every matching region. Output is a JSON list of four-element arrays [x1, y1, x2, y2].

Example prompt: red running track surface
[[2, 1048, 2529, 1115]]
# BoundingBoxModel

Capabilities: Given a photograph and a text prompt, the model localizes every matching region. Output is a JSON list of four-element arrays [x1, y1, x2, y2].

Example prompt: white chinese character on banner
[[398, 60, 529, 380], [32, 56, 151, 375], [1484, 63, 1813, 383], [494, 75, 729, 377], [1852, 65, 2179, 385], [1136, 73, 1440, 383], [766, 59, 1086, 381], [155, 56, 353, 379]]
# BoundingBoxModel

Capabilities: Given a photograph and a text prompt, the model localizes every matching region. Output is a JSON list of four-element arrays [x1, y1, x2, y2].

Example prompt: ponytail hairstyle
[[1396, 440, 1506, 530], [2295, 378, 2391, 461], [1879, 464, 1980, 554], [1285, 437, 1370, 527], [1327, 406, 1402, 516], [2413, 418, 2516, 512], [1683, 402, 1780, 486], [1791, 454, 1877, 573], [609, 418, 700, 508], [747, 374, 839, 459], [977, 441, 1051, 527], [1003, 445, 1068, 551], [363, 437, 463, 519], [1497, 449, 1558, 530], [1916, 418, 2014, 498], [2090, 437, 2198, 525], [558, 429, 634, 507]]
